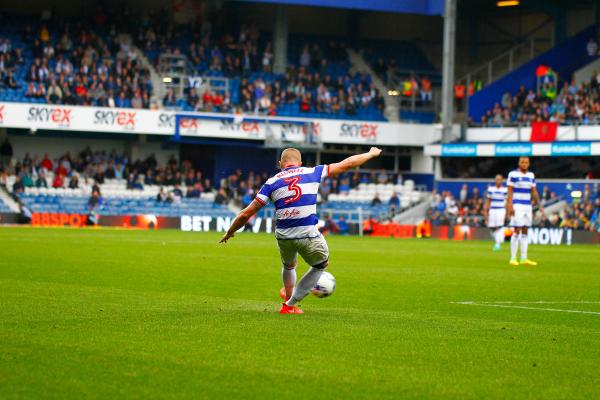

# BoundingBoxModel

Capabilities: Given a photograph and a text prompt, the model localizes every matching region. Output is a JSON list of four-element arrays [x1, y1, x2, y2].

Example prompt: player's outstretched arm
[[219, 200, 264, 243], [328, 147, 382, 177]]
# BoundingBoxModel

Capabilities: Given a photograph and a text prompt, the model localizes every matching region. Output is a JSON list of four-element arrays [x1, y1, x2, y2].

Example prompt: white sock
[[281, 266, 296, 292], [510, 232, 519, 260], [495, 228, 505, 245], [520, 232, 529, 260], [286, 267, 323, 306]]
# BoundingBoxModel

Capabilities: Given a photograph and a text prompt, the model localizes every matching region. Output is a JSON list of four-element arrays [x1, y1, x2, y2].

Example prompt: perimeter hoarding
[[21, 213, 599, 245]]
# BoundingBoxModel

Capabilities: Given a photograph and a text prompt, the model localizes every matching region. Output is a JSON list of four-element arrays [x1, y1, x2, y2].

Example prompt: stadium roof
[[236, 0, 445, 16]]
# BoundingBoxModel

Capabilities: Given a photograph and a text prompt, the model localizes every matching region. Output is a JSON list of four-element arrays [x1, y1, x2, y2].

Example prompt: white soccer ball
[[312, 271, 336, 298]]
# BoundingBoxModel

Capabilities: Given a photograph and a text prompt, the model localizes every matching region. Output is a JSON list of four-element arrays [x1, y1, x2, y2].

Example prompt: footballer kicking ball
[[312, 271, 336, 298]]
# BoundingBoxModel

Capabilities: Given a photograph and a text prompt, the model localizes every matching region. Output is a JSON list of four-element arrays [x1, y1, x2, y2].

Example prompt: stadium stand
[[1, 146, 426, 222], [0, 196, 11, 212], [0, 19, 153, 109], [428, 182, 600, 232], [475, 77, 600, 126], [0, 14, 388, 121], [468, 25, 597, 124]]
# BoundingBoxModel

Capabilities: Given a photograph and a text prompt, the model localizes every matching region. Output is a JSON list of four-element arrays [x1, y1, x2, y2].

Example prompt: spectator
[[420, 76, 432, 102], [4, 71, 18, 89], [18, 170, 32, 187], [299, 44, 310, 68], [389, 192, 400, 214], [133, 175, 144, 190], [204, 178, 213, 193], [46, 80, 63, 103], [87, 189, 103, 210], [114, 163, 124, 179], [40, 153, 53, 171], [68, 174, 79, 189], [52, 173, 65, 188], [587, 38, 598, 57], [214, 188, 228, 205], [339, 178, 350, 195], [459, 184, 468, 203], [319, 215, 339, 235], [336, 214, 349, 235], [35, 171, 48, 188], [163, 88, 177, 107], [18, 200, 32, 224], [186, 182, 202, 198], [541, 186, 551, 203], [171, 184, 183, 203], [156, 187, 168, 202], [12, 176, 24, 195], [371, 193, 382, 206]]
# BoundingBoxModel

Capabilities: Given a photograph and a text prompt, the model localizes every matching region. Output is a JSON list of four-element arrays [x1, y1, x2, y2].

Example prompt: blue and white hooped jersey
[[486, 185, 507, 210], [255, 165, 329, 239], [507, 169, 536, 210]]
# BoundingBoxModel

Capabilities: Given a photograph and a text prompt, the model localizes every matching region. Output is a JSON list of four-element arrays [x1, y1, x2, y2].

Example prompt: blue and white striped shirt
[[486, 185, 507, 210], [256, 165, 329, 239], [507, 169, 536, 211]]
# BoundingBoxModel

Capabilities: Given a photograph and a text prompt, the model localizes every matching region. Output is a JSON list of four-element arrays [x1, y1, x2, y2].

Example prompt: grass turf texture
[[1, 228, 600, 399]]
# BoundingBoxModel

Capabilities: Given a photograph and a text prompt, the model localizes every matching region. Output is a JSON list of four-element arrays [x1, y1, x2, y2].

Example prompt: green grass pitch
[[1, 227, 600, 399]]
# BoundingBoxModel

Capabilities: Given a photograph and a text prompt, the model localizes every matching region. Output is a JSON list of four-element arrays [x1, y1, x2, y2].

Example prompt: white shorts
[[277, 235, 329, 268], [510, 208, 532, 228], [487, 209, 506, 228]]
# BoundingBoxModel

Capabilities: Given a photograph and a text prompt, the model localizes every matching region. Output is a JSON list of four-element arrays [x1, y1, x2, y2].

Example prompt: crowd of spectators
[[174, 40, 384, 117], [22, 23, 153, 108], [1, 16, 154, 108], [149, 24, 272, 77], [2, 145, 215, 202], [427, 182, 600, 232], [2, 12, 387, 119], [371, 57, 433, 104], [134, 12, 385, 118], [135, 9, 383, 117], [427, 186, 486, 227], [0, 38, 24, 90], [540, 184, 600, 232], [3, 139, 403, 214], [232, 67, 385, 117], [476, 75, 600, 126]]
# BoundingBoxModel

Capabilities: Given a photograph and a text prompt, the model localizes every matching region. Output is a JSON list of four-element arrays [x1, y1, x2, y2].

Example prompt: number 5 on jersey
[[283, 177, 302, 204]]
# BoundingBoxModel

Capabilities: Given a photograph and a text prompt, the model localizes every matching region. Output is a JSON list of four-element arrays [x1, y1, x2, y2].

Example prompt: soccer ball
[[312, 271, 336, 298]]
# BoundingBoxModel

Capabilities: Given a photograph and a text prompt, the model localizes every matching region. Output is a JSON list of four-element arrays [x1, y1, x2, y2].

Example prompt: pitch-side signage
[[0, 102, 440, 146]]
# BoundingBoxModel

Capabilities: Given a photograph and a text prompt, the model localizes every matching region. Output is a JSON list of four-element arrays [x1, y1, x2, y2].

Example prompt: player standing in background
[[506, 157, 544, 266], [484, 174, 507, 251], [219, 147, 382, 314]]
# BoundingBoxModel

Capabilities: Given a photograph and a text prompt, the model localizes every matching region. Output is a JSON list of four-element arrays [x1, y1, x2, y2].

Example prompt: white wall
[[410, 150, 434, 174], [574, 58, 600, 86]]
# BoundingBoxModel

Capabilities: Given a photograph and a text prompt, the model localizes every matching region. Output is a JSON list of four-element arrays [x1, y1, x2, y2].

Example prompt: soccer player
[[506, 156, 544, 266], [484, 174, 507, 251], [219, 147, 383, 314]]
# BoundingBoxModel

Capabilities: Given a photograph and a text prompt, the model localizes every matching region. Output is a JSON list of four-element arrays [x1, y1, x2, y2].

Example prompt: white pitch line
[[458, 301, 600, 305], [452, 301, 600, 316]]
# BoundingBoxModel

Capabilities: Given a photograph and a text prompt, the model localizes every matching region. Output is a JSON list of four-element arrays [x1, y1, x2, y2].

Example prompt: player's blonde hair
[[280, 148, 302, 166]]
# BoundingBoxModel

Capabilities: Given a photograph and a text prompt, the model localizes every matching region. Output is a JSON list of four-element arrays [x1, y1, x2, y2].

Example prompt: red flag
[[536, 65, 550, 77], [530, 121, 558, 142]]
